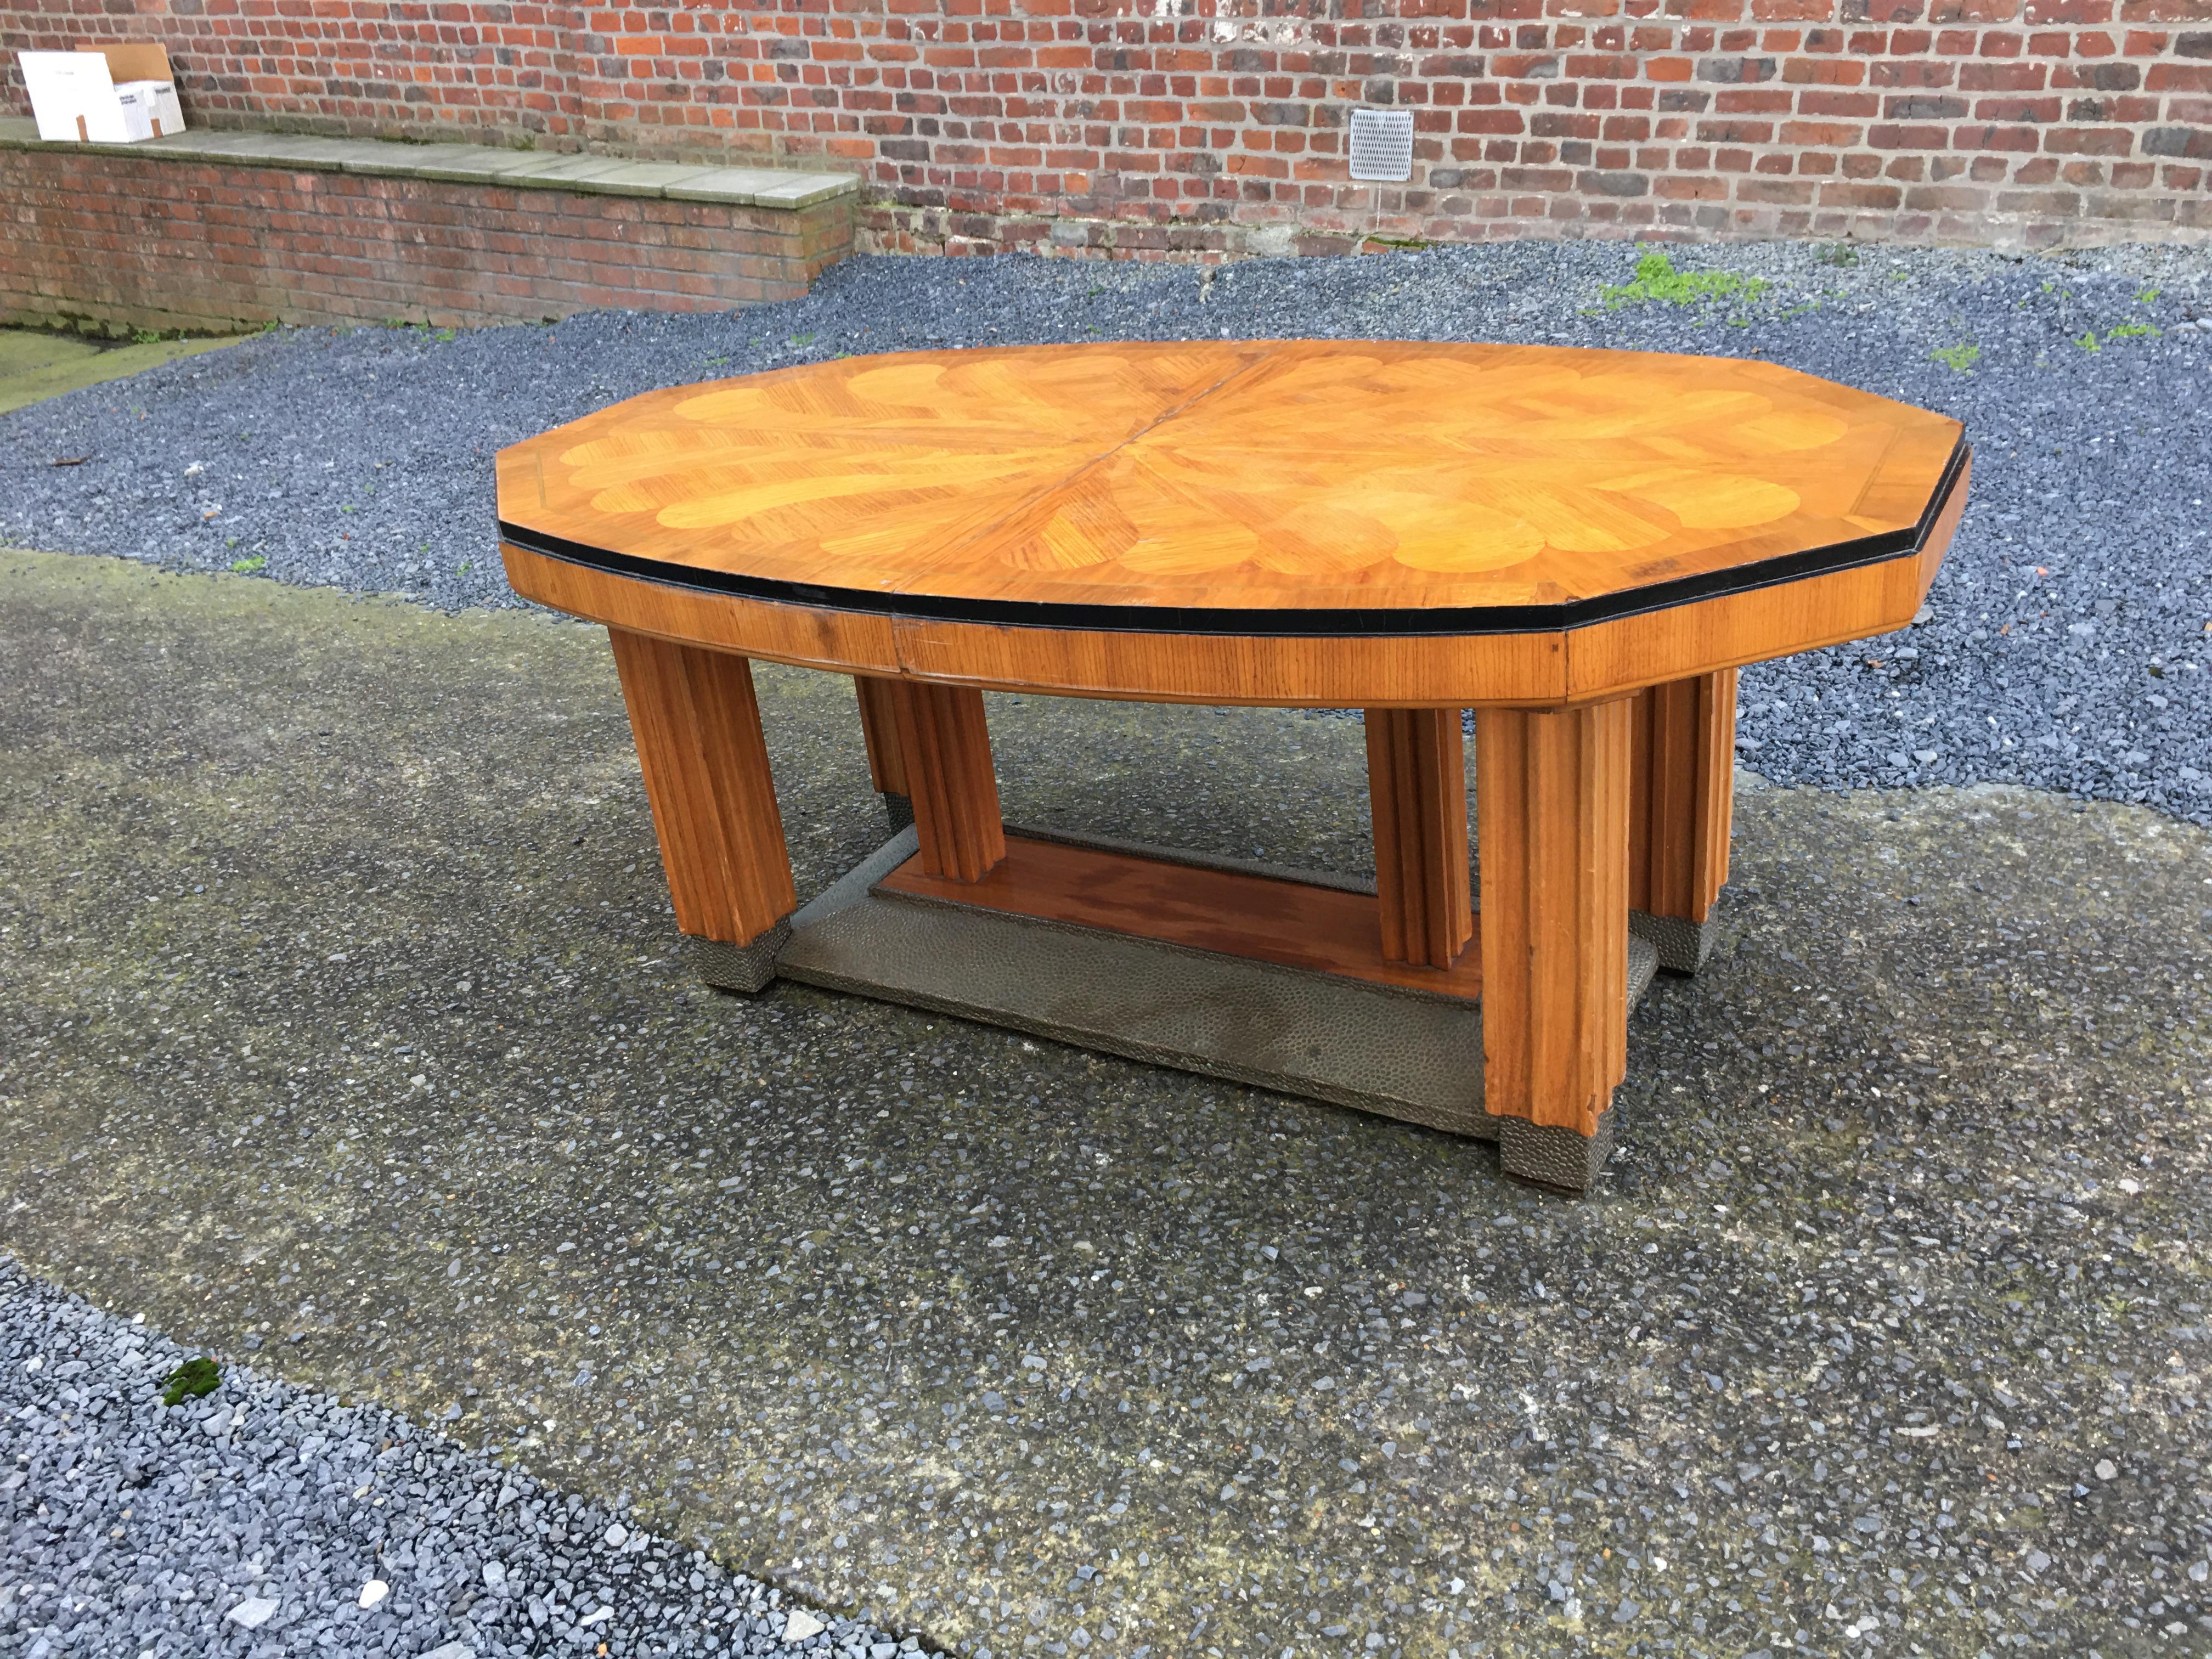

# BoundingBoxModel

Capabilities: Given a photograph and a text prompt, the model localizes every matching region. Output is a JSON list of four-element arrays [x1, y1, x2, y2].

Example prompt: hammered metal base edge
[[752, 831, 1668, 1184], [691, 919, 793, 995], [1627, 932, 1658, 1011], [1486, 935, 1656, 1193], [775, 830, 1491, 1136], [781, 887, 1494, 1138], [1497, 1109, 1620, 1195], [1629, 906, 1719, 975]]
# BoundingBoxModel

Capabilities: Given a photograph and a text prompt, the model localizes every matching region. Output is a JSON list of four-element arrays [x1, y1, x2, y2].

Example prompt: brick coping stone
[[0, 116, 858, 211]]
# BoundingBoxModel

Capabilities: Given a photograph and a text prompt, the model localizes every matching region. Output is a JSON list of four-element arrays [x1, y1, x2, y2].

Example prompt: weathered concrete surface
[[3, 547, 2210, 1656], [0, 326, 242, 417]]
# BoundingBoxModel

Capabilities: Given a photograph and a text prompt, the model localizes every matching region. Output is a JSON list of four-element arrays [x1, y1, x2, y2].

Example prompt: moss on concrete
[[0, 327, 245, 416]]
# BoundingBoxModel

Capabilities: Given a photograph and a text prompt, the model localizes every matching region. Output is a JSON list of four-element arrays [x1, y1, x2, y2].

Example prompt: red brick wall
[[0, 150, 850, 333], [4, 0, 2206, 255], [1, 2, 588, 144]]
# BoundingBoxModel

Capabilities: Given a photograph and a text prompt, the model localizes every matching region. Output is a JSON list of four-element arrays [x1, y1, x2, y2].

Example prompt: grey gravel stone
[[224, 1594, 279, 1628], [0, 1258, 944, 1655], [3, 240, 2208, 821]]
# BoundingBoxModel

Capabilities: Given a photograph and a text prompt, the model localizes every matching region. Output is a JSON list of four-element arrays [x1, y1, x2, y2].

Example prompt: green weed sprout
[[1601, 253, 1769, 309], [1929, 344, 1980, 373], [161, 1356, 221, 1406]]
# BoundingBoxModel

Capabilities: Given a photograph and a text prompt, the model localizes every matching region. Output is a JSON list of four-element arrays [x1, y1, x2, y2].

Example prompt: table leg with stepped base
[[1475, 699, 1633, 1193], [1627, 668, 1736, 974], [853, 675, 915, 833], [1363, 708, 1474, 970], [607, 629, 797, 994], [891, 682, 1006, 883]]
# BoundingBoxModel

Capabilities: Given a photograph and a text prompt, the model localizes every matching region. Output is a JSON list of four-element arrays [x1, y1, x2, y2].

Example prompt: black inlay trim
[[500, 435, 1967, 639]]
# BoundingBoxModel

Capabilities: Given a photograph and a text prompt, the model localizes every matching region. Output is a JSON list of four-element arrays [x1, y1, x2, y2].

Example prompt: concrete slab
[[0, 327, 246, 415], [396, 146, 555, 184], [333, 141, 521, 179], [663, 167, 853, 206], [0, 122, 253, 162], [498, 153, 641, 190], [562, 161, 727, 196], [176, 132, 361, 171], [4, 546, 2208, 1656], [0, 120, 861, 211], [134, 131, 274, 159], [750, 172, 861, 208]]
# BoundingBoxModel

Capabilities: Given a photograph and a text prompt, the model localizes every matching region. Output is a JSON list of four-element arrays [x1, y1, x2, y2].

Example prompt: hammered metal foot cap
[[1629, 907, 1719, 975], [1498, 1107, 1619, 1195], [691, 919, 793, 995]]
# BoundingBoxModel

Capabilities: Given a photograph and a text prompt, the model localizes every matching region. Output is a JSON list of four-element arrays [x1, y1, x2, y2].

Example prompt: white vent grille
[[1348, 108, 1414, 183]]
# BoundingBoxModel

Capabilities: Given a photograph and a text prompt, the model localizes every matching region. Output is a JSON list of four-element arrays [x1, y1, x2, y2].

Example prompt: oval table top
[[498, 341, 1970, 708]]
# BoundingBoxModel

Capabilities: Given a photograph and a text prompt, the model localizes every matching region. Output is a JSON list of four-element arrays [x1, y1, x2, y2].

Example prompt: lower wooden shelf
[[875, 831, 1482, 1002]]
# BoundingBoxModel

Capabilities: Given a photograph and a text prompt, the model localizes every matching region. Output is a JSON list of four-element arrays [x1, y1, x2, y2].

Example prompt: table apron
[[503, 534, 1939, 710]]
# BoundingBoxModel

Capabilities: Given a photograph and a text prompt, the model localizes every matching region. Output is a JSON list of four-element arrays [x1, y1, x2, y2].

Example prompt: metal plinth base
[[742, 828, 1656, 1188], [1498, 1110, 1620, 1195], [690, 920, 791, 995], [1630, 905, 1720, 974]]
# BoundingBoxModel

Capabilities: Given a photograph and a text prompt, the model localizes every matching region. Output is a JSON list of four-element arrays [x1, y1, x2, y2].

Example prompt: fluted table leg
[[1475, 698, 1633, 1193], [608, 628, 797, 992], [854, 675, 914, 832], [892, 681, 1005, 882], [1363, 707, 1473, 969], [1628, 667, 1737, 974]]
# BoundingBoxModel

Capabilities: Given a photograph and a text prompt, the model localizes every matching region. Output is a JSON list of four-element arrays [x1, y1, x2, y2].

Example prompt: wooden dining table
[[496, 340, 1968, 1192]]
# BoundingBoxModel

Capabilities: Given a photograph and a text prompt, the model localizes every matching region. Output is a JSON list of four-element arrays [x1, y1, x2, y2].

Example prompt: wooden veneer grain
[[1628, 667, 1736, 927], [1475, 698, 1632, 1137], [607, 628, 796, 945], [878, 833, 1486, 1002], [892, 681, 1005, 882], [1364, 708, 1474, 969], [498, 341, 1962, 621]]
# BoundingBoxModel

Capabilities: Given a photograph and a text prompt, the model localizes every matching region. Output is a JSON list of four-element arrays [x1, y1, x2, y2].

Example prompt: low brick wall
[[7, 0, 2205, 258], [0, 146, 854, 335]]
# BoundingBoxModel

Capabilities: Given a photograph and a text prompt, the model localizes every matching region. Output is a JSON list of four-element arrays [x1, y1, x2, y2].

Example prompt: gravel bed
[[3, 240, 2210, 820], [1, 1255, 941, 1659]]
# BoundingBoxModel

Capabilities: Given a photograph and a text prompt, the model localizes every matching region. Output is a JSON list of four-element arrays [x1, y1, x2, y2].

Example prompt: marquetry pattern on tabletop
[[495, 341, 1963, 617]]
